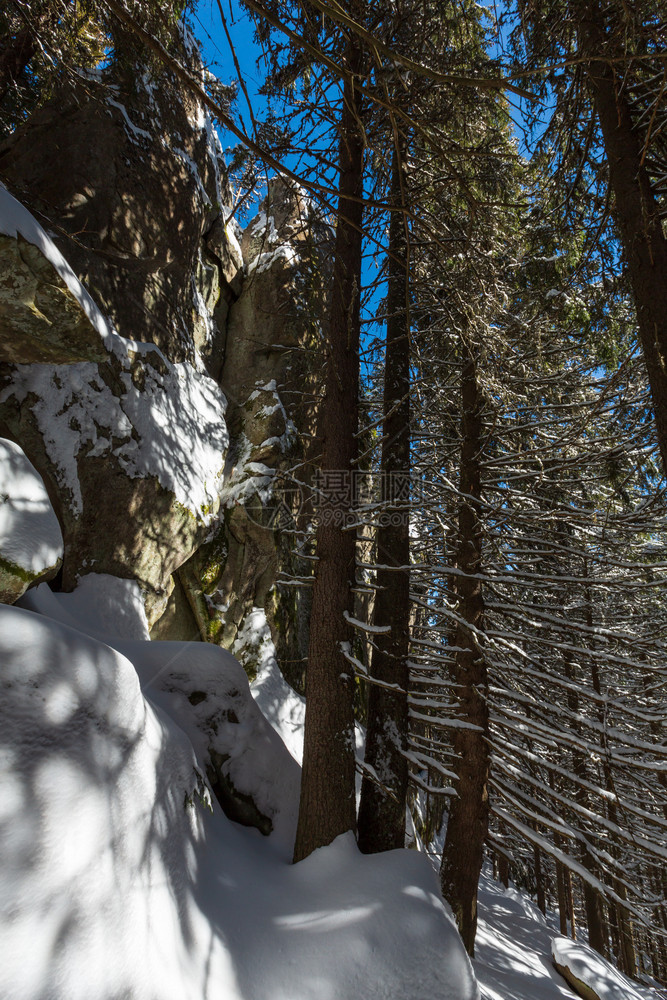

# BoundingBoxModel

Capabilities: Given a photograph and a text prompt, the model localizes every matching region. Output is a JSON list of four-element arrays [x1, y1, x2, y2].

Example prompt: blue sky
[[190, 0, 389, 363]]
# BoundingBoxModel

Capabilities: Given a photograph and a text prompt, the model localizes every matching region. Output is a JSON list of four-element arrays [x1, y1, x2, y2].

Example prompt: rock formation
[[0, 32, 325, 679]]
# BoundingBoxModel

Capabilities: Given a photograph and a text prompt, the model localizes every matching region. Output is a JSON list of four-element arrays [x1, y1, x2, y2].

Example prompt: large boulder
[[0, 37, 237, 615], [0, 187, 229, 616], [0, 39, 242, 375], [168, 178, 329, 684], [0, 34, 328, 664]]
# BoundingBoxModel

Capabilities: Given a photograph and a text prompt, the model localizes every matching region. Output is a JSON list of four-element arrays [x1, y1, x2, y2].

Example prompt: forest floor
[[1, 574, 665, 1000]]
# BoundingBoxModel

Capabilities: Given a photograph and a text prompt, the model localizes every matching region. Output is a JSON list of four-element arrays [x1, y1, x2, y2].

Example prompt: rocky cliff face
[[169, 177, 328, 685], [0, 49, 236, 372], [0, 35, 323, 669]]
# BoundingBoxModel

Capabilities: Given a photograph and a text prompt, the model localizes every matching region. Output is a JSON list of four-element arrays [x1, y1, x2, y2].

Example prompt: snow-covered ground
[[2, 573, 665, 1000], [2, 579, 477, 1000], [551, 936, 651, 1000], [474, 870, 662, 1000]]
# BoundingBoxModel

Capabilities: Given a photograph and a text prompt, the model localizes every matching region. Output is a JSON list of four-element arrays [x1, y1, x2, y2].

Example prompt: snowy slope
[[0, 604, 225, 1000], [474, 875, 662, 1000], [552, 937, 650, 1000], [4, 573, 665, 1000], [2, 587, 479, 1000], [474, 877, 576, 1000]]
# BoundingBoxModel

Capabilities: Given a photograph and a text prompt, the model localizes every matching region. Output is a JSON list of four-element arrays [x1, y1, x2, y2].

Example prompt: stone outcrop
[[0, 40, 234, 617], [0, 234, 109, 365], [0, 34, 327, 685], [168, 177, 329, 687], [0, 52, 241, 375], [0, 29, 331, 847]]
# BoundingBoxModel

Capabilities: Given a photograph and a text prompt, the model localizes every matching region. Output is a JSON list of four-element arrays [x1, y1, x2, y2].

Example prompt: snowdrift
[[552, 937, 648, 1000], [1, 593, 479, 1000]]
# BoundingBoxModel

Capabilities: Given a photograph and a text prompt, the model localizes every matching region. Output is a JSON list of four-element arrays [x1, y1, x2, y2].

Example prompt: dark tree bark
[[549, 770, 577, 938], [357, 140, 411, 854], [439, 342, 489, 956], [579, 6, 667, 475], [561, 642, 609, 959], [293, 29, 365, 863], [556, 855, 570, 936], [533, 838, 546, 915], [583, 564, 636, 975]]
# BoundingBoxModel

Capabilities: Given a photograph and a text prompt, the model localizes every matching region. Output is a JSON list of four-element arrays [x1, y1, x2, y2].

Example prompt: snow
[[3, 570, 664, 1000], [0, 604, 222, 1000], [246, 607, 366, 768], [247, 244, 299, 275], [0, 438, 63, 576], [473, 875, 661, 1000], [343, 610, 392, 633], [19, 573, 151, 640], [249, 210, 276, 241], [116, 362, 228, 520], [474, 877, 575, 1000], [225, 215, 244, 262], [246, 607, 307, 764], [18, 580, 301, 855], [107, 96, 152, 141], [245, 202, 301, 274], [219, 434, 277, 509], [1, 590, 479, 1000], [552, 937, 649, 1000], [173, 143, 212, 206]]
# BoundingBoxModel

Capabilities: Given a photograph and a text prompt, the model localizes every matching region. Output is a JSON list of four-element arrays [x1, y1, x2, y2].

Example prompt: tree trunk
[[556, 855, 569, 936], [584, 562, 632, 970], [579, 7, 667, 475], [439, 342, 489, 956], [562, 646, 608, 958], [357, 139, 411, 854], [533, 839, 546, 915], [550, 769, 576, 938], [293, 28, 365, 863], [498, 853, 509, 890]]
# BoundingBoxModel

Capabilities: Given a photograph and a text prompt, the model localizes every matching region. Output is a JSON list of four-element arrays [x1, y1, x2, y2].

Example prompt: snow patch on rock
[[20, 574, 150, 641], [0, 184, 143, 361], [551, 937, 647, 1000], [0, 438, 63, 587], [1, 358, 228, 519]]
